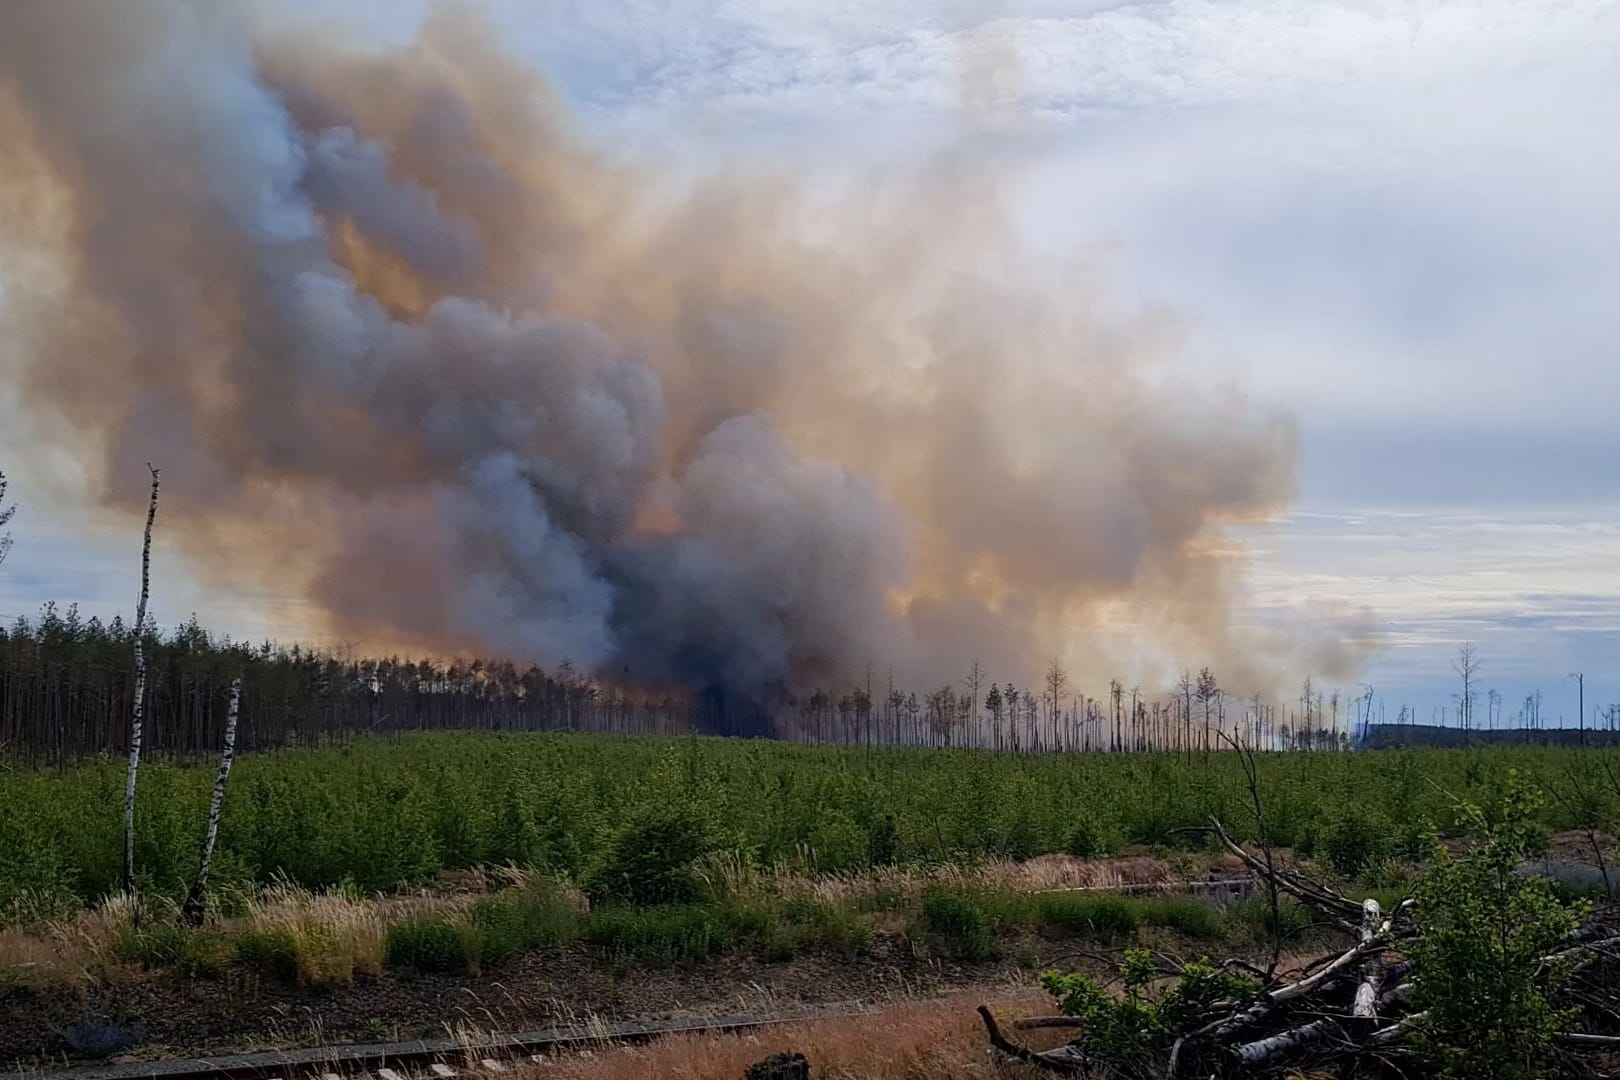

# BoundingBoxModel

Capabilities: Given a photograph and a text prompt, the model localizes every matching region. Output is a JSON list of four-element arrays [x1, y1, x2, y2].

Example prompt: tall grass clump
[[240, 882, 388, 986], [461, 875, 584, 968], [1033, 894, 1138, 940]]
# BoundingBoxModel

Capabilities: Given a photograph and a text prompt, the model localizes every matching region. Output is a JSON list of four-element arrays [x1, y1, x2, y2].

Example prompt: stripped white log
[[478, 1060, 506, 1072], [1235, 1015, 1339, 1066], [1353, 898, 1385, 1022], [377, 1067, 406, 1080], [123, 464, 160, 898], [431, 1064, 457, 1077], [1212, 934, 1384, 1039], [1558, 1032, 1620, 1047], [1543, 934, 1620, 967]]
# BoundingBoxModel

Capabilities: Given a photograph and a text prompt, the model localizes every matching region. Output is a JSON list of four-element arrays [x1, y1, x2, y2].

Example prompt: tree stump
[[743, 1051, 810, 1080]]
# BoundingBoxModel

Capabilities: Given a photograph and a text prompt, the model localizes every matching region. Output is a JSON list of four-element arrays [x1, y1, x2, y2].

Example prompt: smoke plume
[[0, 1, 1357, 701]]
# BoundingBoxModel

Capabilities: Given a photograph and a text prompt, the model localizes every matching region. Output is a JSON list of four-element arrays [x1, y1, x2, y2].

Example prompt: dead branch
[[1012, 1016, 1087, 1030], [985, 813, 1620, 1077], [976, 1006, 1086, 1075]]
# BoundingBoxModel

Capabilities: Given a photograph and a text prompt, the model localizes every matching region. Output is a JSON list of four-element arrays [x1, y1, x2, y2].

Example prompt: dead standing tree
[[123, 464, 160, 900], [1452, 642, 1479, 746], [182, 675, 241, 925], [0, 468, 15, 568]]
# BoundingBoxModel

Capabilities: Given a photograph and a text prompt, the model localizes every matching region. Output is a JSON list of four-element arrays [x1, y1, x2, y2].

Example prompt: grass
[[1, 866, 1304, 990], [2, 730, 1598, 920]]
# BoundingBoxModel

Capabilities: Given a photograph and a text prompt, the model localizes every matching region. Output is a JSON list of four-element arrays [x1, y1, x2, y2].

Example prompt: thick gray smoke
[[0, 1, 1363, 701]]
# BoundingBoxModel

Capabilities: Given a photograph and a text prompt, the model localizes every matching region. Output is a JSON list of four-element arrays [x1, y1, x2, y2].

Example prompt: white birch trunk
[[183, 676, 241, 924], [123, 465, 160, 899]]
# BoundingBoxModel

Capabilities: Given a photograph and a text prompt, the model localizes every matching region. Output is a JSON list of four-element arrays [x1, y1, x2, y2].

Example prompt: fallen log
[[1233, 1013, 1342, 1066], [1352, 898, 1385, 1024]]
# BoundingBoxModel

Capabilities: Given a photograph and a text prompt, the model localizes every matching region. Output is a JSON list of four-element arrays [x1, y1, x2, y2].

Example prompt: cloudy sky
[[2, 0, 1617, 724]]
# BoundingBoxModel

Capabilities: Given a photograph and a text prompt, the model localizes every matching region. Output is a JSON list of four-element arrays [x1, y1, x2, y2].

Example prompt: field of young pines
[[1, 729, 1607, 917]]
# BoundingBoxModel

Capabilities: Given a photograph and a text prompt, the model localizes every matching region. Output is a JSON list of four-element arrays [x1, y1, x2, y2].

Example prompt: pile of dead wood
[[978, 818, 1620, 1076]]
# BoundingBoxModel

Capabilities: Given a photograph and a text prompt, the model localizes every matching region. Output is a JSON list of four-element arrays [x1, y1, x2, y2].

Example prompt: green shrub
[[1322, 808, 1393, 877], [385, 916, 466, 973], [463, 878, 582, 967], [588, 813, 711, 907], [1068, 816, 1116, 859], [854, 885, 905, 913], [920, 890, 996, 960], [762, 926, 800, 963], [1040, 950, 1255, 1079], [866, 814, 901, 866], [585, 904, 736, 966], [1409, 773, 1580, 1080], [234, 928, 299, 983]]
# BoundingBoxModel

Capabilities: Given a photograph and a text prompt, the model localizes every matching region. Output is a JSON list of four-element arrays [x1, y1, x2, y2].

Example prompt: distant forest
[[0, 602, 1360, 765]]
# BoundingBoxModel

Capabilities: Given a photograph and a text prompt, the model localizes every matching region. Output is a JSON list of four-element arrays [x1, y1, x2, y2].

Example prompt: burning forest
[[0, 1, 1370, 718]]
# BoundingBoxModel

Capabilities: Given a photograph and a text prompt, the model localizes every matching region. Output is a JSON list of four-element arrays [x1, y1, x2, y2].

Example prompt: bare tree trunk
[[182, 675, 240, 925], [123, 464, 160, 900]]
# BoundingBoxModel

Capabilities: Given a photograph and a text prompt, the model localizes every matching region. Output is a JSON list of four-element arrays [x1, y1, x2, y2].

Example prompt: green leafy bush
[[1409, 772, 1581, 1080], [781, 895, 872, 956], [1040, 950, 1254, 1078], [385, 916, 466, 973], [234, 928, 299, 983], [1321, 807, 1393, 877], [462, 878, 582, 967], [1068, 815, 1117, 859], [920, 890, 996, 960], [588, 813, 711, 907], [865, 814, 901, 866]]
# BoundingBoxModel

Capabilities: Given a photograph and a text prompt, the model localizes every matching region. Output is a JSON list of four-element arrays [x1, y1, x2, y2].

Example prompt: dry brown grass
[[696, 849, 1212, 909], [0, 881, 476, 990], [0, 892, 139, 988], [519, 993, 1056, 1080]]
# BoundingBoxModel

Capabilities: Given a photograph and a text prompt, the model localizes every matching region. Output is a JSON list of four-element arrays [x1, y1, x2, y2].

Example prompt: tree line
[[0, 601, 1357, 765]]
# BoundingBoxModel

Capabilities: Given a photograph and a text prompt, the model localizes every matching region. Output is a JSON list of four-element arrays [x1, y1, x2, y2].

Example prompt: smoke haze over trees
[[0, 1, 1371, 706]]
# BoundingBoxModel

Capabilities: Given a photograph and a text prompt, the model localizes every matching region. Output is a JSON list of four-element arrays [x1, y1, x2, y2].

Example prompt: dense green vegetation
[[78, 872, 1310, 990], [2, 730, 1614, 921]]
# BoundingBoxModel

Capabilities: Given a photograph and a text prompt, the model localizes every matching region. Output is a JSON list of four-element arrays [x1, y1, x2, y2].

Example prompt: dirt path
[[1, 934, 1053, 1071]]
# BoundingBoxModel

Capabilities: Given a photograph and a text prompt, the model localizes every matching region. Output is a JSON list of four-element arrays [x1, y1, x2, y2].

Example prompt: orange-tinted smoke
[[0, 1, 1372, 698]]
